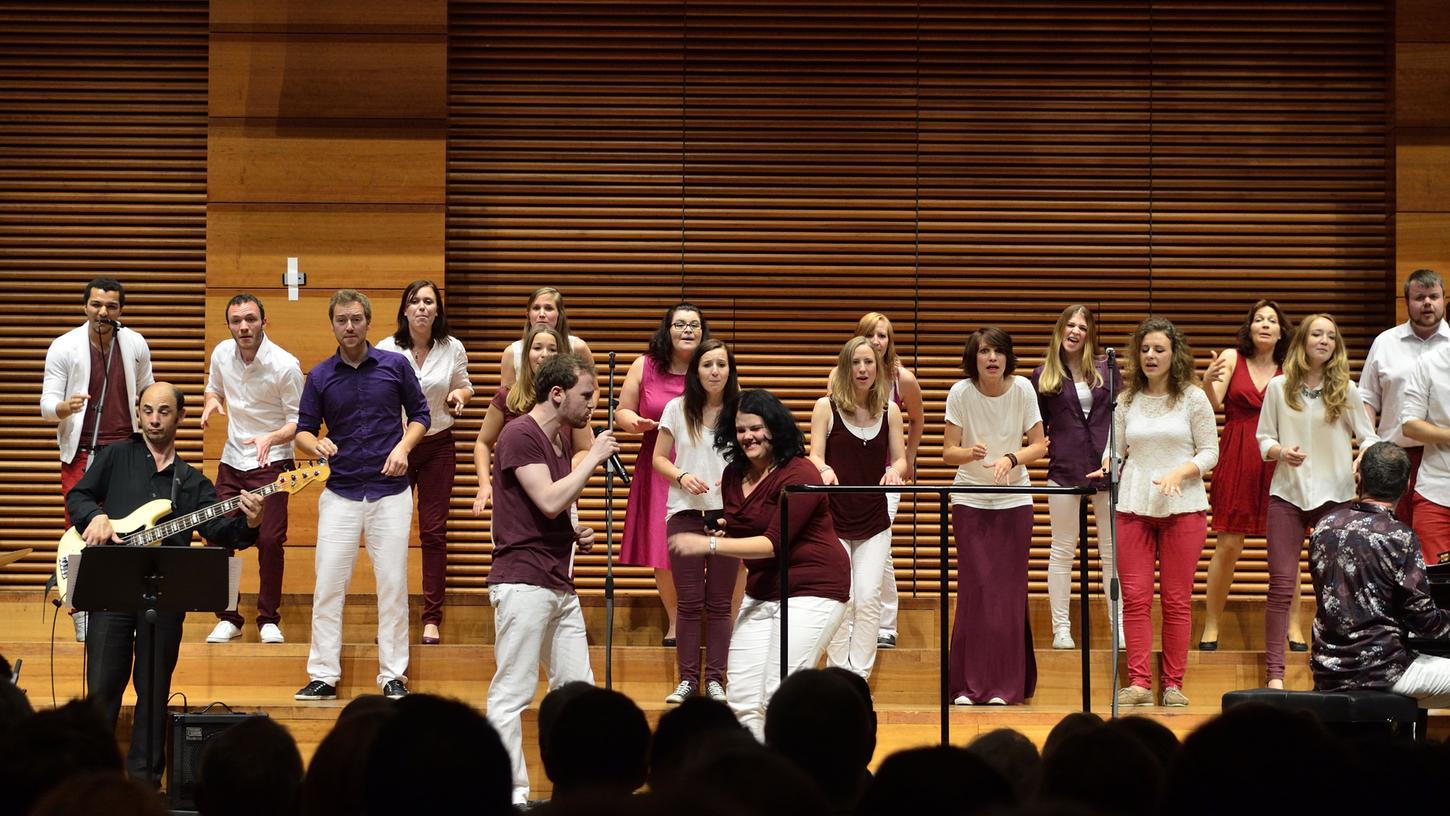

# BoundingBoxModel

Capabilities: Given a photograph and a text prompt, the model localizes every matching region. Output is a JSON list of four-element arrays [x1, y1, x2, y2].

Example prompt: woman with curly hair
[[1256, 313, 1378, 688], [1101, 317, 1218, 707], [668, 388, 849, 738]]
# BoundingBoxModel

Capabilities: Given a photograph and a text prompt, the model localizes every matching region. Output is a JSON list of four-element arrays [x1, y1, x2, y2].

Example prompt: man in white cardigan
[[40, 277, 153, 519]]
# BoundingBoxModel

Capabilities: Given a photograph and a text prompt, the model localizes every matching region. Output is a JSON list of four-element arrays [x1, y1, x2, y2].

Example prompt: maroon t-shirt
[[487, 414, 576, 592], [722, 456, 849, 603], [81, 340, 133, 447], [490, 385, 524, 424]]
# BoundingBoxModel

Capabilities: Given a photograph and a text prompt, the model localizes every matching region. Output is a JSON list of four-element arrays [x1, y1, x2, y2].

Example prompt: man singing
[[66, 382, 262, 784], [484, 353, 618, 806], [200, 294, 304, 645], [293, 289, 429, 702]]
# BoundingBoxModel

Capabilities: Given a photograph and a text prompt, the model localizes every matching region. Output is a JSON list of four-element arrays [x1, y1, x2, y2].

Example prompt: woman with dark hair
[[943, 327, 1048, 705], [1198, 300, 1304, 651], [652, 339, 743, 703], [617, 302, 710, 645], [852, 312, 924, 649], [498, 287, 592, 388], [1256, 313, 1377, 688], [1099, 317, 1217, 707], [376, 280, 473, 644], [1031, 304, 1120, 650], [669, 389, 849, 738], [810, 336, 906, 680]]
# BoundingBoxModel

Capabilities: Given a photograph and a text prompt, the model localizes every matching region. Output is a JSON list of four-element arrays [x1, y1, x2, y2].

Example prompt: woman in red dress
[[1197, 299, 1305, 651]]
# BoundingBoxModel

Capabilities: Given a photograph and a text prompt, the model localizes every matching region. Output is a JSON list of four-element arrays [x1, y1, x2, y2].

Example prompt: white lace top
[[1111, 386, 1219, 517]]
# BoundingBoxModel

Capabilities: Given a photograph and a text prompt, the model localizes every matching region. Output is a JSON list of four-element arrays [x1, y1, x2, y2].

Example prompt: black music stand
[[71, 546, 232, 786]]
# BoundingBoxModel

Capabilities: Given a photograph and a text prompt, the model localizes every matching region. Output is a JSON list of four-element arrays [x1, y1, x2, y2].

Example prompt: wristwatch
[[708, 534, 718, 555]]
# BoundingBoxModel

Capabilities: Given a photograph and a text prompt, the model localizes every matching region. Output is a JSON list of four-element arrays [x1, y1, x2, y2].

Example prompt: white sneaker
[[1052, 628, 1076, 650], [259, 623, 285, 644], [953, 695, 974, 706], [986, 697, 1007, 705], [206, 621, 242, 643], [705, 680, 727, 702]]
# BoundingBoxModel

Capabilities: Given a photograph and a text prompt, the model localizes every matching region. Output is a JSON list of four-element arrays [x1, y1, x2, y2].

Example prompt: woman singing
[[1104, 317, 1218, 707], [652, 339, 742, 704], [943, 327, 1048, 705], [376, 280, 473, 645], [1256, 313, 1377, 688], [1030, 304, 1120, 650], [616, 303, 709, 646], [810, 336, 906, 680], [669, 389, 849, 739], [498, 287, 592, 388], [854, 312, 924, 649], [1197, 300, 1306, 652]]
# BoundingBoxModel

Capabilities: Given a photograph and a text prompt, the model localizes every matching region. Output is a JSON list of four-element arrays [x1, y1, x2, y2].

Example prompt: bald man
[[66, 382, 263, 785]]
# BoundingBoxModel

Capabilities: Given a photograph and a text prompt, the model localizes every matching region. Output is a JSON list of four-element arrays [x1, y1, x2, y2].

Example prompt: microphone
[[100, 317, 125, 329], [594, 425, 631, 485], [1105, 346, 1116, 360]]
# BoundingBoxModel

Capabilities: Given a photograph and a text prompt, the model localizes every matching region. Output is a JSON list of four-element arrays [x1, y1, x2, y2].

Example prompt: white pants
[[727, 594, 845, 740], [826, 527, 893, 679], [486, 583, 595, 803], [1046, 482, 1121, 634], [879, 492, 900, 635], [307, 488, 411, 688], [1392, 653, 1450, 708]]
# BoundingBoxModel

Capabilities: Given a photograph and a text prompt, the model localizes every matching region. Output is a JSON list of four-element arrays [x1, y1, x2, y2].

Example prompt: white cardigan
[[40, 323, 153, 464]]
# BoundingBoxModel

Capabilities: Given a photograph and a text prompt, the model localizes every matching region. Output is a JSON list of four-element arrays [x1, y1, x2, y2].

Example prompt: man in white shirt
[[1403, 341, 1450, 563], [41, 277, 154, 519], [1359, 268, 1448, 524], [200, 294, 304, 644]]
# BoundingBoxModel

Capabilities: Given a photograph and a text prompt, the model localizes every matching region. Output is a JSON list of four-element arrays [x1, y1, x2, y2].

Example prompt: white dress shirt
[[205, 335, 304, 470], [1401, 345, 1450, 507], [40, 323, 153, 464], [1358, 320, 1450, 447], [1258, 377, 1379, 510], [377, 334, 473, 435]]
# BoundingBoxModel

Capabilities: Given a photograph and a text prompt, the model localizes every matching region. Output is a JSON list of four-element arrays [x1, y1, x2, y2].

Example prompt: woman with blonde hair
[[498, 287, 592, 388], [1030, 304, 1120, 650], [1256, 313, 1377, 688], [1102, 317, 1218, 707], [809, 336, 907, 679], [853, 312, 924, 649]]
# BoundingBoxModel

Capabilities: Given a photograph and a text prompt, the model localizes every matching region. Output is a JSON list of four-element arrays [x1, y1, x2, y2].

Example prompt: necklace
[[1299, 383, 1323, 400]]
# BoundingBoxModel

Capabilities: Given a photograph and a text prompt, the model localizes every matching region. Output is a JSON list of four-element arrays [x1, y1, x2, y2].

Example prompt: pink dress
[[620, 358, 685, 568]]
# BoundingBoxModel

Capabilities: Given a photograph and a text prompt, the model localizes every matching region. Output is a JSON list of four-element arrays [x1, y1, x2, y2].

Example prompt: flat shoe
[[422, 635, 440, 645], [1197, 640, 1218, 652], [1288, 640, 1308, 652], [662, 637, 677, 647]]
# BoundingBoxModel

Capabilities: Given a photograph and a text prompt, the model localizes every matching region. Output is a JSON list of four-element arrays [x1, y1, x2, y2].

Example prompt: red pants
[[59, 449, 92, 527], [1399, 446, 1425, 526], [214, 460, 291, 627], [409, 430, 456, 626], [1415, 492, 1450, 566], [1116, 511, 1207, 690]]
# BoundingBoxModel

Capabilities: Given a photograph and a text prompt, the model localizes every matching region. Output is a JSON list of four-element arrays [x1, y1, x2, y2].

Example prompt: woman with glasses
[[616, 303, 710, 645]]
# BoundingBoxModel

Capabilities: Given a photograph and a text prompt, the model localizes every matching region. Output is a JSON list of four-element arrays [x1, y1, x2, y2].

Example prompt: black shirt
[[66, 435, 257, 549]]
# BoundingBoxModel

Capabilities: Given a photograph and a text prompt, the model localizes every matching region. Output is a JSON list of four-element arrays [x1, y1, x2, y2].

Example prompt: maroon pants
[[666, 511, 739, 685], [1264, 496, 1344, 680], [215, 460, 291, 627], [409, 429, 456, 626]]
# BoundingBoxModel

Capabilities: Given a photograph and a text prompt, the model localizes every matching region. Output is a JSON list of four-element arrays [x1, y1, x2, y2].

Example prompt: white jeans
[[1392, 653, 1450, 708], [879, 492, 900, 635], [486, 583, 595, 802], [727, 594, 845, 740], [1046, 482, 1120, 634], [307, 488, 411, 688], [826, 527, 893, 679]]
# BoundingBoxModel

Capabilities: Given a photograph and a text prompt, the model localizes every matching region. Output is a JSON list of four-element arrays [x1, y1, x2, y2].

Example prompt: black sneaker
[[383, 679, 410, 700], [294, 680, 337, 701], [877, 633, 897, 649]]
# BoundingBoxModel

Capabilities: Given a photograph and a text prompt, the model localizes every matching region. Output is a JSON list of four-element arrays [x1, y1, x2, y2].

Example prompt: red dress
[[1210, 358, 1279, 534]]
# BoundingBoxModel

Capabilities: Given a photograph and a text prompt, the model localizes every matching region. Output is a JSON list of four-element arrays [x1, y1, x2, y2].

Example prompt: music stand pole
[[603, 351, 618, 690], [1106, 347, 1123, 718]]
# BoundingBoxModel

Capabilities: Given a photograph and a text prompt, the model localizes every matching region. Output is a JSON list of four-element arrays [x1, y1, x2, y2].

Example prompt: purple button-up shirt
[[1030, 357, 1119, 489], [298, 344, 430, 501]]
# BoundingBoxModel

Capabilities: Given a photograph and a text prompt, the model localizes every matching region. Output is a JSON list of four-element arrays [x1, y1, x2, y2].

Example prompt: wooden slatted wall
[[447, 0, 1393, 599], [0, 1, 208, 587]]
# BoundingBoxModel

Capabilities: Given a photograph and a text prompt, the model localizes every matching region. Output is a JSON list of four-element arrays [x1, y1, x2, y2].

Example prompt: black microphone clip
[[594, 425, 631, 485]]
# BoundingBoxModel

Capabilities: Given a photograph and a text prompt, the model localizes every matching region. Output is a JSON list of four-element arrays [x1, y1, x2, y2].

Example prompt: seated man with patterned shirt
[[1309, 441, 1450, 706]]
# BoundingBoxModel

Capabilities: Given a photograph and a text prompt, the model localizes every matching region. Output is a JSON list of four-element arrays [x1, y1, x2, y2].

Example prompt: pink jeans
[[1116, 511, 1207, 690]]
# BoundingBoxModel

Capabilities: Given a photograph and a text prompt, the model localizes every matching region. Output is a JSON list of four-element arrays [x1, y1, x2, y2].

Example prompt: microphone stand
[[603, 351, 619, 690], [1105, 347, 1123, 718]]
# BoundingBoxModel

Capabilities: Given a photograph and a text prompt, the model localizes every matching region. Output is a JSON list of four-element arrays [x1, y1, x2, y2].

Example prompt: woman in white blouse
[[1100, 317, 1218, 708], [498, 286, 592, 388], [1256, 313, 1377, 688], [377, 280, 474, 645]]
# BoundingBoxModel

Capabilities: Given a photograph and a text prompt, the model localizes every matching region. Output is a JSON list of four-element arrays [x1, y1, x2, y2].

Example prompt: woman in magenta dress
[[616, 303, 710, 644], [1197, 299, 1305, 650]]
